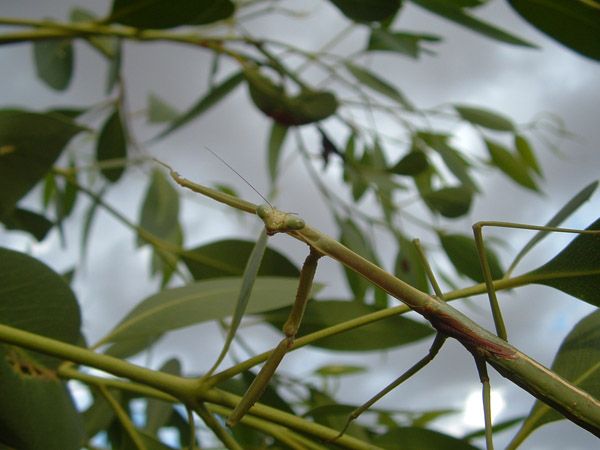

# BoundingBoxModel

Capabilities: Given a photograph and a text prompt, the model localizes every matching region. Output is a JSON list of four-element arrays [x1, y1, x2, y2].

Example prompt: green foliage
[[0, 1, 598, 449]]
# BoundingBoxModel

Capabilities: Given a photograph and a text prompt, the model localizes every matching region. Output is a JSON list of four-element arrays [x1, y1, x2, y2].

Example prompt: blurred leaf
[[462, 415, 524, 440], [109, 0, 235, 29], [514, 309, 600, 443], [372, 426, 480, 449], [346, 62, 413, 109], [244, 68, 338, 125], [147, 93, 180, 123], [339, 219, 376, 300], [439, 233, 503, 283], [105, 38, 122, 94], [314, 364, 367, 377], [263, 300, 434, 351], [526, 217, 600, 307], [157, 71, 244, 139], [395, 236, 430, 293], [515, 134, 542, 176], [0, 110, 84, 215], [328, 0, 402, 22], [33, 39, 74, 91], [145, 359, 180, 434], [83, 390, 119, 439], [0, 247, 83, 450], [485, 139, 539, 191], [424, 186, 473, 218], [454, 104, 515, 131], [70, 7, 118, 59], [509, 181, 598, 273], [367, 28, 441, 58], [391, 151, 429, 175], [96, 108, 127, 183], [268, 122, 288, 182], [80, 185, 107, 259], [0, 207, 53, 241], [138, 169, 180, 245], [508, 0, 600, 61], [182, 239, 299, 280], [410, 0, 535, 47], [106, 277, 305, 342]]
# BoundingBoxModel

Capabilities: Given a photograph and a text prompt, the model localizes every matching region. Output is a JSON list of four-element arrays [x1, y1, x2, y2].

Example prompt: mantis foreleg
[[227, 247, 322, 427], [474, 356, 494, 450]]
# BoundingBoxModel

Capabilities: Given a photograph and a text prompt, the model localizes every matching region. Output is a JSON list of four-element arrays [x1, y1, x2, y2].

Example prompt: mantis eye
[[256, 204, 271, 219], [285, 216, 305, 230]]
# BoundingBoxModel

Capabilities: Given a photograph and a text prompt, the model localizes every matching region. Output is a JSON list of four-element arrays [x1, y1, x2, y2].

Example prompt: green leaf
[[514, 309, 600, 444], [391, 151, 429, 175], [424, 186, 473, 218], [207, 230, 268, 375], [263, 300, 433, 351], [0, 247, 83, 450], [395, 236, 430, 293], [372, 426, 480, 450], [346, 62, 413, 109], [109, 0, 235, 29], [33, 39, 74, 91], [485, 139, 539, 191], [96, 108, 127, 183], [439, 233, 503, 283], [454, 104, 515, 131], [145, 359, 181, 434], [139, 169, 180, 244], [509, 181, 598, 273], [328, 0, 402, 22], [410, 0, 536, 47], [244, 68, 338, 126], [147, 93, 180, 123], [268, 122, 288, 183], [0, 207, 53, 241], [157, 71, 244, 139], [106, 277, 304, 343], [508, 0, 600, 61], [367, 28, 442, 58], [339, 219, 376, 300], [515, 134, 542, 176], [182, 239, 299, 280], [0, 110, 84, 215], [526, 217, 600, 307], [314, 364, 367, 377]]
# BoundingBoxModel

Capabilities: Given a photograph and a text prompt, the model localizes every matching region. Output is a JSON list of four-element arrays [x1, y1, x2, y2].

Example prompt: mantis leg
[[474, 356, 494, 450], [335, 332, 447, 439], [227, 247, 322, 427]]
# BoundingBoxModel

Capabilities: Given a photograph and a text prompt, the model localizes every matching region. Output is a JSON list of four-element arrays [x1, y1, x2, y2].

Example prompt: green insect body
[[256, 203, 305, 235]]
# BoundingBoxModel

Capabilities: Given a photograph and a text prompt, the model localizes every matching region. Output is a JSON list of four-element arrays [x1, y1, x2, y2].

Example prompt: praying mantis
[[156, 160, 600, 448]]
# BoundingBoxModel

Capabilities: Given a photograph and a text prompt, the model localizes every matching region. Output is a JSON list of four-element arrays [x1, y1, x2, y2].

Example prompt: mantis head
[[257, 204, 305, 235]]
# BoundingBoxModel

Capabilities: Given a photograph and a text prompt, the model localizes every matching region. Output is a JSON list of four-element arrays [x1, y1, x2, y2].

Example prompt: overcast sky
[[1, 1, 600, 449]]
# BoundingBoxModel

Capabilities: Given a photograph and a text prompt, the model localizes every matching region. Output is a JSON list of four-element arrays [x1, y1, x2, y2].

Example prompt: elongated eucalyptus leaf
[[512, 309, 600, 445], [0, 110, 84, 215], [208, 230, 268, 375], [96, 108, 127, 183], [268, 122, 288, 183], [109, 0, 234, 29], [367, 28, 442, 58], [244, 68, 338, 126], [372, 426, 480, 450], [328, 0, 401, 22], [263, 300, 433, 351], [314, 364, 366, 377], [182, 239, 299, 280], [345, 62, 413, 109], [391, 151, 429, 176], [409, 0, 535, 47], [139, 169, 180, 243], [33, 39, 74, 91], [0, 207, 53, 241], [394, 236, 430, 293], [157, 71, 244, 139], [526, 217, 600, 307], [339, 219, 376, 301], [439, 233, 503, 283], [0, 248, 83, 450], [485, 139, 539, 191], [454, 104, 514, 131], [424, 186, 473, 218], [515, 134, 542, 176], [509, 181, 598, 273], [106, 277, 304, 343], [508, 0, 600, 61], [147, 93, 180, 123]]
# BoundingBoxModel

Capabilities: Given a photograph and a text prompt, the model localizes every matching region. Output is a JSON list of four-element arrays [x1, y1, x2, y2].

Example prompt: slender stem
[[98, 385, 148, 450], [195, 402, 243, 450]]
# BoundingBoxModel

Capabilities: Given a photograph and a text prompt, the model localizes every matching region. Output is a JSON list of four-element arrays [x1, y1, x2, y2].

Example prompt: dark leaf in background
[[328, 0, 402, 22], [508, 0, 600, 61], [485, 139, 539, 191], [368, 28, 442, 58], [424, 186, 473, 218], [109, 0, 235, 29], [33, 39, 74, 91], [439, 233, 503, 283], [268, 122, 288, 181], [96, 108, 127, 182], [373, 426, 480, 450], [0, 110, 84, 215], [0, 207, 53, 241], [346, 62, 413, 109], [391, 151, 429, 175], [454, 104, 515, 131]]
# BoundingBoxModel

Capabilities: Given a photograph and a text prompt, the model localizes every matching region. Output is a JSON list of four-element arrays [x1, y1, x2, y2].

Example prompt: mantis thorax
[[256, 204, 305, 235]]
